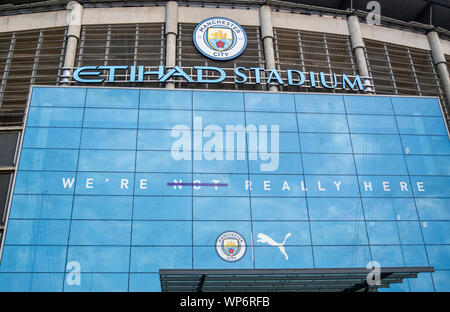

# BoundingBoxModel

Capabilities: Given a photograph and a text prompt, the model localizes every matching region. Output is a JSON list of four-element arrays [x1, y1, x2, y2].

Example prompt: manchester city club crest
[[215, 231, 247, 262], [193, 17, 247, 61]]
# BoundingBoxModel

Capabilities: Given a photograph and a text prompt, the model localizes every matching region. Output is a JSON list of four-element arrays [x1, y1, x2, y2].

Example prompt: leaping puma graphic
[[257, 233, 292, 260]]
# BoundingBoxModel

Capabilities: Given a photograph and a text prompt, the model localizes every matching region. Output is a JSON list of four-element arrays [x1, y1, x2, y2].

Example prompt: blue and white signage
[[193, 17, 247, 61]]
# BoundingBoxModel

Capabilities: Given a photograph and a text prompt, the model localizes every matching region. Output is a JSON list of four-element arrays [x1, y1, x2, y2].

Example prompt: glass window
[[4, 219, 69, 245], [303, 154, 355, 175], [191, 173, 249, 197], [0, 273, 64, 292], [64, 273, 129, 292], [370, 245, 429, 267], [132, 221, 191, 246], [406, 155, 450, 175], [134, 196, 191, 220], [367, 221, 401, 244], [18, 149, 78, 171], [193, 221, 252, 246], [249, 153, 302, 174], [396, 116, 447, 135], [427, 245, 450, 269], [248, 174, 305, 197], [0, 245, 66, 273], [401, 135, 450, 155], [305, 175, 360, 197], [298, 113, 348, 133], [23, 127, 82, 149], [254, 246, 313, 269], [248, 132, 300, 153], [194, 91, 243, 111], [81, 129, 137, 150], [0, 132, 19, 167], [141, 89, 192, 109], [78, 150, 135, 172], [351, 134, 403, 154], [244, 93, 295, 112], [83, 108, 138, 129], [137, 151, 191, 173], [253, 221, 311, 245], [391, 97, 442, 116], [308, 198, 363, 221], [9, 194, 73, 219], [72, 196, 133, 220], [354, 154, 407, 175], [75, 172, 134, 196], [416, 198, 450, 220], [0, 173, 11, 222], [251, 197, 308, 221], [129, 273, 163, 292], [85, 88, 139, 108], [14, 171, 76, 195], [134, 173, 191, 196], [193, 246, 253, 269], [194, 197, 251, 220], [433, 271, 450, 292], [67, 246, 130, 272], [69, 220, 131, 245], [26, 107, 84, 128], [347, 115, 398, 134], [295, 94, 345, 114], [310, 221, 368, 245], [410, 176, 450, 198], [300, 133, 352, 153], [130, 247, 192, 272], [139, 109, 191, 129], [193, 110, 245, 129], [359, 176, 413, 197], [344, 96, 393, 115], [362, 198, 418, 221], [138, 129, 190, 151], [31, 87, 86, 107], [422, 221, 450, 244], [313, 246, 371, 268], [245, 112, 297, 132]]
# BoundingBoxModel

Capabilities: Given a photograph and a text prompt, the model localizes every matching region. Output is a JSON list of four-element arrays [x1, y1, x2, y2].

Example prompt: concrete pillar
[[259, 5, 278, 92], [165, 1, 178, 89], [346, 15, 373, 93], [61, 1, 83, 84], [427, 31, 450, 108]]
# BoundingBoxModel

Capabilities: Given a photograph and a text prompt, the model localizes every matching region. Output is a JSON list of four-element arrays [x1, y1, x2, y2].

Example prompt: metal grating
[[160, 267, 434, 292]]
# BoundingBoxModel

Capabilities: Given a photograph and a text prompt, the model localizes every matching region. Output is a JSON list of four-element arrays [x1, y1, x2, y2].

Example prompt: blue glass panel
[[344, 96, 393, 114], [392, 97, 442, 116], [141, 89, 191, 109], [5, 219, 69, 245], [27, 107, 84, 127], [406, 155, 450, 175], [23, 127, 81, 149], [193, 110, 245, 128], [0, 273, 63, 292], [351, 134, 403, 154], [193, 221, 252, 246], [366, 221, 401, 244], [300, 133, 352, 153], [354, 154, 407, 175], [245, 93, 295, 112], [396, 116, 447, 135], [130, 247, 192, 272], [416, 198, 450, 220], [313, 246, 371, 268], [81, 129, 137, 150], [410, 176, 450, 197], [139, 109, 191, 129], [72, 196, 133, 220], [132, 221, 191, 245], [370, 245, 429, 267], [78, 150, 135, 172], [75, 172, 134, 195], [137, 150, 191, 172], [69, 220, 131, 245], [427, 245, 450, 269], [134, 196, 191, 220], [31, 87, 86, 107], [194, 197, 251, 220], [347, 115, 398, 134], [0, 246, 66, 272], [310, 221, 368, 245], [9, 194, 73, 219], [381, 272, 434, 292], [129, 273, 161, 292], [138, 129, 191, 151], [254, 246, 313, 269], [298, 113, 348, 133], [194, 158, 248, 174], [401, 135, 450, 155], [67, 246, 129, 272], [134, 173, 191, 196], [86, 88, 139, 108], [251, 197, 308, 221], [83, 108, 138, 129], [194, 91, 243, 111], [14, 171, 76, 195], [253, 221, 310, 245], [192, 173, 249, 197], [305, 175, 360, 197], [245, 112, 297, 132], [359, 176, 413, 197], [248, 174, 305, 197], [432, 270, 450, 292], [303, 154, 355, 174], [248, 132, 300, 153], [64, 273, 129, 292], [248, 153, 302, 174], [193, 246, 253, 269], [362, 198, 418, 221], [295, 94, 345, 113], [308, 198, 363, 221], [19, 149, 78, 171], [422, 221, 450, 244]]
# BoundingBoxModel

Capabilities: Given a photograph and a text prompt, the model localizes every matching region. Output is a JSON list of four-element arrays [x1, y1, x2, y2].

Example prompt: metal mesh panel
[[176, 23, 265, 90], [0, 27, 66, 126]]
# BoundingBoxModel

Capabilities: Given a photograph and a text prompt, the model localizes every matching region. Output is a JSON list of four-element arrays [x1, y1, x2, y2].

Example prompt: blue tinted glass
[[141, 89, 191, 109], [67, 246, 130, 272], [300, 133, 352, 153], [0, 273, 63, 292], [249, 153, 302, 174], [9, 194, 72, 219], [310, 221, 368, 245], [139, 109, 191, 129], [347, 115, 398, 134], [27, 107, 84, 127], [14, 171, 76, 195], [245, 93, 295, 112], [72, 196, 132, 220], [422, 221, 450, 244], [193, 110, 245, 128], [313, 246, 371, 268], [295, 94, 345, 113], [129, 273, 162, 292], [194, 91, 243, 111], [370, 245, 429, 267], [69, 220, 131, 245], [416, 198, 450, 220], [134, 173, 191, 196], [75, 172, 134, 196], [81, 128, 137, 150], [344, 96, 393, 114], [19, 149, 78, 171], [31, 87, 86, 107], [433, 271, 450, 292], [354, 154, 407, 175], [5, 219, 69, 245], [298, 113, 348, 133], [308, 198, 363, 220], [427, 245, 450, 269], [78, 150, 135, 172], [194, 197, 251, 220], [138, 129, 190, 151], [137, 150, 191, 172], [245, 112, 297, 132], [86, 88, 139, 108], [254, 246, 313, 269], [303, 154, 355, 174], [251, 197, 308, 221], [253, 221, 310, 245], [134, 196, 191, 220], [23, 127, 81, 149], [193, 246, 253, 269], [396, 221, 424, 244], [406, 155, 450, 175], [132, 221, 191, 245], [362, 198, 418, 221], [359, 176, 413, 197], [366, 221, 401, 244], [392, 97, 442, 116], [381, 272, 434, 292], [193, 221, 252, 246], [248, 132, 299, 153], [248, 174, 305, 197], [192, 173, 249, 197], [0, 246, 66, 272], [130, 247, 192, 272], [64, 273, 128, 292], [305, 175, 360, 197], [194, 158, 248, 174], [401, 135, 450, 155], [83, 108, 138, 129], [396, 116, 447, 135], [410, 176, 450, 197], [351, 134, 403, 154]]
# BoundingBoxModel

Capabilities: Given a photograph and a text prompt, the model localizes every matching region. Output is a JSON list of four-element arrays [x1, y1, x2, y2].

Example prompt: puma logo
[[257, 233, 292, 260]]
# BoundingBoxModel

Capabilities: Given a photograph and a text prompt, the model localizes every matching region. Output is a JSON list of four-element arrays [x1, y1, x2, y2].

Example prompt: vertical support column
[[428, 31, 450, 108], [259, 5, 278, 92], [347, 15, 373, 93], [60, 1, 83, 84], [165, 1, 178, 89]]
